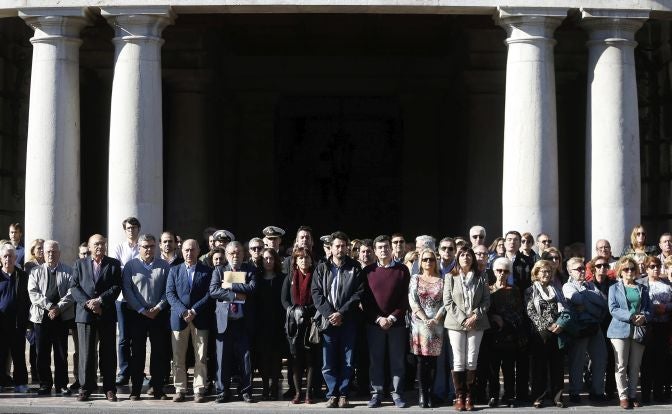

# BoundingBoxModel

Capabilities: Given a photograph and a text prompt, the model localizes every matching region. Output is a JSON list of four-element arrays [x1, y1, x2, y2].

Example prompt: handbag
[[633, 324, 647, 344], [308, 319, 321, 345]]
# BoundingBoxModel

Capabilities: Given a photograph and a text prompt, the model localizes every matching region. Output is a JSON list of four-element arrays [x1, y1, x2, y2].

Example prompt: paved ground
[[1, 335, 671, 413]]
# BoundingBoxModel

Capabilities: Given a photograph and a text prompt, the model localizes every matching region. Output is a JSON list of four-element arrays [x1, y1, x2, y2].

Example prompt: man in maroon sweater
[[362, 235, 410, 408]]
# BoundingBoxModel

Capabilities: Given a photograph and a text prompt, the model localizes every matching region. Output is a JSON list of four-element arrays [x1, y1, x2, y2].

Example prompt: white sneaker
[[15, 385, 28, 393]]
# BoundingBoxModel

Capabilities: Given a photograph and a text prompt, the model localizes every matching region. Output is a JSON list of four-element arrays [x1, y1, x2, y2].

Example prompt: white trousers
[[610, 338, 645, 400], [448, 329, 484, 371]]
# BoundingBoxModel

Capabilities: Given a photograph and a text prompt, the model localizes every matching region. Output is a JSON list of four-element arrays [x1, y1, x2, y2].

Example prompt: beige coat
[[443, 271, 490, 331], [28, 263, 74, 323]]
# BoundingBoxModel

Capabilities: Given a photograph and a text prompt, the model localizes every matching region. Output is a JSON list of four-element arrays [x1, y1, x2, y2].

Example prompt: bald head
[[182, 239, 200, 266], [88, 234, 106, 261]]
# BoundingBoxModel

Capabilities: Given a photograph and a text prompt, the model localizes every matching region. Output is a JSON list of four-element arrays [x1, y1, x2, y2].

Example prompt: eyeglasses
[[250, 246, 263, 251], [548, 256, 560, 261], [636, 232, 646, 236], [572, 267, 585, 272], [471, 235, 484, 239], [440, 246, 455, 252], [595, 263, 610, 269], [622, 267, 636, 272], [648, 264, 661, 270], [494, 269, 509, 274], [421, 258, 436, 263], [392, 240, 405, 244], [539, 239, 552, 244]]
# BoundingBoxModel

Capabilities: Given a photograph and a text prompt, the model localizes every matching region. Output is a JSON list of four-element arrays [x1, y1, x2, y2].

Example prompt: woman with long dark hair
[[281, 247, 320, 404], [255, 247, 286, 400]]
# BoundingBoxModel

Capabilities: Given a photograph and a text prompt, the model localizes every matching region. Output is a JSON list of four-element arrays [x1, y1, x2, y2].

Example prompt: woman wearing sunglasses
[[408, 248, 445, 408], [637, 256, 672, 403], [607, 257, 651, 409], [444, 248, 490, 411]]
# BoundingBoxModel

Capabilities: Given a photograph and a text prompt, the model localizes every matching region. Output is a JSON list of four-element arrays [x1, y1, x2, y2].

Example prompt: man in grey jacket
[[28, 240, 73, 396], [122, 234, 171, 400]]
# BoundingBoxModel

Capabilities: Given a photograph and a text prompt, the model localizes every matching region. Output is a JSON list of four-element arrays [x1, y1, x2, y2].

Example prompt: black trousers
[[0, 313, 27, 386], [127, 310, 171, 394], [34, 317, 69, 389], [77, 320, 117, 394], [530, 332, 563, 403]]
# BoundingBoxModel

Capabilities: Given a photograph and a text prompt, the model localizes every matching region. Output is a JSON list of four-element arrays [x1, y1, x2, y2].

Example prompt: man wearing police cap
[[262, 226, 285, 254], [200, 230, 235, 268]]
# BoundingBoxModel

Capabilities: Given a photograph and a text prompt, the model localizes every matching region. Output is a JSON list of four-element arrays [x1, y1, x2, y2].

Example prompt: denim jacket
[[606, 280, 651, 339]]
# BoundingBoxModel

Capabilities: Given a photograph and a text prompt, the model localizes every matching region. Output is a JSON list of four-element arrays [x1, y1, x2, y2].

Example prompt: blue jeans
[[367, 324, 406, 399], [116, 301, 131, 378], [322, 319, 356, 398], [568, 327, 606, 396]]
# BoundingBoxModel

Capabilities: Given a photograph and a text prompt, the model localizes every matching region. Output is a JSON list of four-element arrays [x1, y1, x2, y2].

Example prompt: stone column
[[20, 8, 91, 264], [101, 7, 174, 247], [496, 7, 567, 241], [582, 9, 649, 255]]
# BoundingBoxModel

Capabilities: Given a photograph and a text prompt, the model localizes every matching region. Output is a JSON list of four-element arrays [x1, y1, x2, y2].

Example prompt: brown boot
[[452, 371, 466, 411], [465, 370, 477, 411]]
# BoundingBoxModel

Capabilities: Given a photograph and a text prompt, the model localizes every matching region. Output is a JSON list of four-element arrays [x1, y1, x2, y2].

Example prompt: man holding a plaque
[[209, 241, 257, 403]]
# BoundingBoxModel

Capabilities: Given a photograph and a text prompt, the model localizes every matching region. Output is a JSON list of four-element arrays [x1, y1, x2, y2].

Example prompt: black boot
[[417, 357, 428, 408], [427, 361, 436, 408]]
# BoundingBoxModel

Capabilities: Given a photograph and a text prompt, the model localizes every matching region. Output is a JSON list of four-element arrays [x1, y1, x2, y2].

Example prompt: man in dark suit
[[0, 243, 30, 392], [209, 241, 257, 403], [166, 239, 213, 403], [69, 234, 122, 402]]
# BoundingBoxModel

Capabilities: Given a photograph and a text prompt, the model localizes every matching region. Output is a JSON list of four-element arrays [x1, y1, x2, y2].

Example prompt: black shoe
[[115, 376, 129, 386], [36, 387, 51, 396], [173, 392, 186, 402], [569, 394, 581, 404], [69, 381, 80, 391], [283, 388, 297, 399], [215, 392, 230, 403], [129, 394, 141, 401], [242, 393, 253, 403], [194, 393, 206, 403], [58, 387, 71, 396], [153, 392, 169, 400], [488, 397, 499, 408], [589, 393, 608, 404], [77, 391, 90, 402]]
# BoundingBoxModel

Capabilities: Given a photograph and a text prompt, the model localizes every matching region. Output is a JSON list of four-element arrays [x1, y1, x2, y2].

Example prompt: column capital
[[101, 6, 176, 39], [495, 7, 568, 44], [19, 8, 93, 41], [581, 9, 649, 44]]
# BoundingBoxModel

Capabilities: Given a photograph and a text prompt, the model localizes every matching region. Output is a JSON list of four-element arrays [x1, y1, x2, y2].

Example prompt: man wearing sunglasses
[[438, 238, 456, 277], [469, 226, 487, 247]]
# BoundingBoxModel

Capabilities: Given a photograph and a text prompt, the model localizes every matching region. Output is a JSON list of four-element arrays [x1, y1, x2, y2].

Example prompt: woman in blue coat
[[607, 257, 651, 409]]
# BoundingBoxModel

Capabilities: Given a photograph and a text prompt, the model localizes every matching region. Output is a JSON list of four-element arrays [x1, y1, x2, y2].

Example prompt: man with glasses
[[469, 226, 487, 247], [209, 241, 257, 403], [361, 235, 410, 408], [562, 257, 608, 404], [111, 216, 141, 386], [247, 237, 265, 269], [122, 234, 171, 401], [390, 233, 406, 263], [587, 240, 618, 281], [473, 245, 493, 284], [437, 237, 456, 277], [589, 256, 617, 400], [536, 233, 553, 253], [658, 233, 672, 262]]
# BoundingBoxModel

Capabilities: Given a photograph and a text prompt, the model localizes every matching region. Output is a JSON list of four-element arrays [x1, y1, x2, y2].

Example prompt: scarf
[[460, 271, 476, 314], [533, 280, 562, 314], [292, 269, 313, 306]]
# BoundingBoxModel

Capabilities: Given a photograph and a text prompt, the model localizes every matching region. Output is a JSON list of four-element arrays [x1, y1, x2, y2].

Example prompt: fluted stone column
[[496, 7, 566, 240], [582, 9, 648, 255], [101, 7, 174, 247], [20, 8, 91, 264]]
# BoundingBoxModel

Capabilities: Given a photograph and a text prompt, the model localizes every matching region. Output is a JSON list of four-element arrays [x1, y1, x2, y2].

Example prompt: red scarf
[[292, 268, 313, 306]]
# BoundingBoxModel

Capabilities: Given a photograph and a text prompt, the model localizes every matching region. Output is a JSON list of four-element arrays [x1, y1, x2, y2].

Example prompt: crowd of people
[[1, 220, 672, 410]]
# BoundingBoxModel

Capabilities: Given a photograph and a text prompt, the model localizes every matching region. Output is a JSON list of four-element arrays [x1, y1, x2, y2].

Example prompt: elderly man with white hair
[[28, 240, 74, 396], [0, 243, 30, 392], [469, 226, 487, 247]]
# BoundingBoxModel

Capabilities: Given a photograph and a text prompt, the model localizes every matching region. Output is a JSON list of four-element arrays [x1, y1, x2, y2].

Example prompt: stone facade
[[0, 3, 670, 262]]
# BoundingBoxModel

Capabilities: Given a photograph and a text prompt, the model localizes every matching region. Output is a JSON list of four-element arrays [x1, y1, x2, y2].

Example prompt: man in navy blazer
[[166, 239, 213, 403], [209, 240, 257, 403], [69, 234, 122, 402]]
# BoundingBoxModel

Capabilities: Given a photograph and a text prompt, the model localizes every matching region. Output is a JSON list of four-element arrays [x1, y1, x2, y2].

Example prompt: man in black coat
[[69, 234, 122, 402]]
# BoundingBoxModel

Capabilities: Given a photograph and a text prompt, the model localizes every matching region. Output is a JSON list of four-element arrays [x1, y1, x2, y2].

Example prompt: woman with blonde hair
[[408, 248, 445, 408], [24, 238, 45, 273], [621, 225, 657, 262], [525, 260, 566, 408], [607, 257, 651, 409], [444, 248, 490, 411]]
